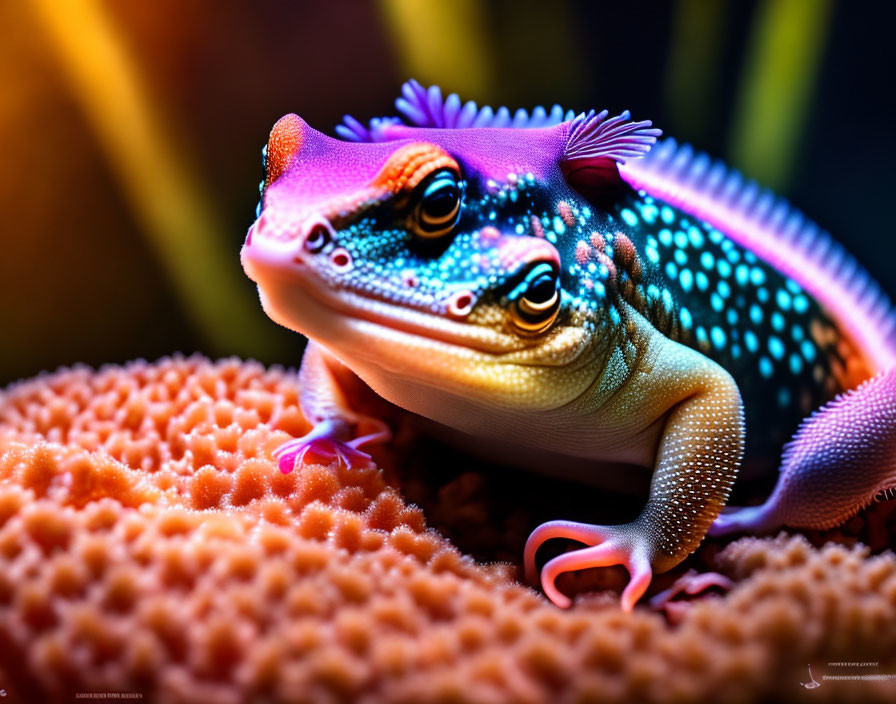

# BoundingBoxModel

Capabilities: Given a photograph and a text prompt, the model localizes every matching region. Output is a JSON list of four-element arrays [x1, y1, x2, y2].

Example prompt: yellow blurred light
[[378, 0, 495, 100], [729, 0, 834, 191], [28, 0, 280, 356], [665, 0, 726, 142]]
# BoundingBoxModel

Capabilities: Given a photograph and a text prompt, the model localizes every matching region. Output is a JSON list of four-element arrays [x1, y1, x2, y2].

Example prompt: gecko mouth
[[299, 273, 593, 376], [242, 242, 526, 356], [301, 278, 522, 356], [242, 236, 593, 373]]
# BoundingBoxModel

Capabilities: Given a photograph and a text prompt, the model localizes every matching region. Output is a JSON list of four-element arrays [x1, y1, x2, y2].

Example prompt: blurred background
[[1, 0, 893, 386]]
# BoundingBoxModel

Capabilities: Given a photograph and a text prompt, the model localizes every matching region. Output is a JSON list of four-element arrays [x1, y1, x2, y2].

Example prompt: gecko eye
[[508, 262, 561, 335], [411, 168, 462, 239]]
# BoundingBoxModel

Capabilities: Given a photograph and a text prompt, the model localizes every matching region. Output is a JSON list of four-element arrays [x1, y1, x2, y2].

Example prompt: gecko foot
[[648, 569, 733, 623], [273, 418, 387, 474], [524, 520, 654, 611]]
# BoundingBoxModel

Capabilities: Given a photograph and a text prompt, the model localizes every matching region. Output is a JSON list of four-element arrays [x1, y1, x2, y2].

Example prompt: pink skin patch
[[557, 200, 576, 228], [613, 232, 636, 262], [495, 234, 562, 272], [575, 241, 592, 266], [612, 232, 642, 279], [590, 231, 605, 251], [596, 252, 616, 285], [480, 226, 501, 242], [530, 215, 545, 239]]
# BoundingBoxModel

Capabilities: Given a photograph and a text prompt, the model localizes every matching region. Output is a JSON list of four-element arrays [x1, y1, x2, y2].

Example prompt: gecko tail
[[710, 367, 896, 536]]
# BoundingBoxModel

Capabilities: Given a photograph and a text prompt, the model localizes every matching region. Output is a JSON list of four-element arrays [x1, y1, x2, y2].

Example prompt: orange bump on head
[[371, 143, 459, 195], [265, 114, 305, 189]]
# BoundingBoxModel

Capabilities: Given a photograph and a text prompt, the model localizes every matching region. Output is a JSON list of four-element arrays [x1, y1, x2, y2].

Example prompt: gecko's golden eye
[[508, 262, 561, 335], [411, 168, 462, 238]]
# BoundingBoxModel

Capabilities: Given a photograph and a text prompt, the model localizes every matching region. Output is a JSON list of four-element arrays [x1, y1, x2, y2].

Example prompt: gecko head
[[241, 82, 660, 411]]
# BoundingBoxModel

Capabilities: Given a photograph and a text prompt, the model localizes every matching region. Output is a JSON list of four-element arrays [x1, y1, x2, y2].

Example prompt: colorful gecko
[[240, 80, 896, 611]]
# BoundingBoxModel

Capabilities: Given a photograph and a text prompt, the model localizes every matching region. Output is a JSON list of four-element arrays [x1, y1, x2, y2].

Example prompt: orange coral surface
[[1, 356, 895, 703]]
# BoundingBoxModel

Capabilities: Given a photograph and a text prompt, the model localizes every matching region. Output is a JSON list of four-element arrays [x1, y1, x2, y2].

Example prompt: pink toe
[[684, 572, 733, 595], [342, 445, 378, 468], [524, 520, 607, 583], [539, 544, 623, 608], [541, 575, 572, 609], [620, 566, 652, 612], [620, 549, 652, 611], [648, 569, 732, 617], [278, 450, 299, 474]]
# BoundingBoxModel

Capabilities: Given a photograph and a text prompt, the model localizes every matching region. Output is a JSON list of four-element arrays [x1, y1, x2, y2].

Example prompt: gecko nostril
[[304, 223, 331, 253], [447, 290, 476, 318], [330, 248, 352, 271]]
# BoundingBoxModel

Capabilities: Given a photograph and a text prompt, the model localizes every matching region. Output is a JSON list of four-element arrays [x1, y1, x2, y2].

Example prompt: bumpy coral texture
[[1, 356, 895, 703]]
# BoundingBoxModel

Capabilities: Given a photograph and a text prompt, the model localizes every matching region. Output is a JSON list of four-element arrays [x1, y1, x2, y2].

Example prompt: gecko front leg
[[526, 337, 745, 611], [275, 341, 391, 473]]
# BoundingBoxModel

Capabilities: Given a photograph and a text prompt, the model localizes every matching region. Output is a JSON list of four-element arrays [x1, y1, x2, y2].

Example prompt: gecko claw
[[274, 418, 383, 473], [524, 520, 606, 583], [275, 438, 374, 473], [648, 569, 733, 621], [525, 519, 654, 611]]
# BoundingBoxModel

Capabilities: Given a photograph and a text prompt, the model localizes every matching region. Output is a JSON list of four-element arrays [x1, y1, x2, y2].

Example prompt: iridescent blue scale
[[608, 192, 848, 463]]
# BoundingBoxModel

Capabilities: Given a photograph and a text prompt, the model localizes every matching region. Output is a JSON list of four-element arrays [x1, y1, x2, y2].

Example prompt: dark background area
[[1, 0, 893, 386]]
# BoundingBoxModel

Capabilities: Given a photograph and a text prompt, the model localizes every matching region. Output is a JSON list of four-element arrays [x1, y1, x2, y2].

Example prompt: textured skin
[[241, 81, 896, 611], [710, 367, 896, 535]]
